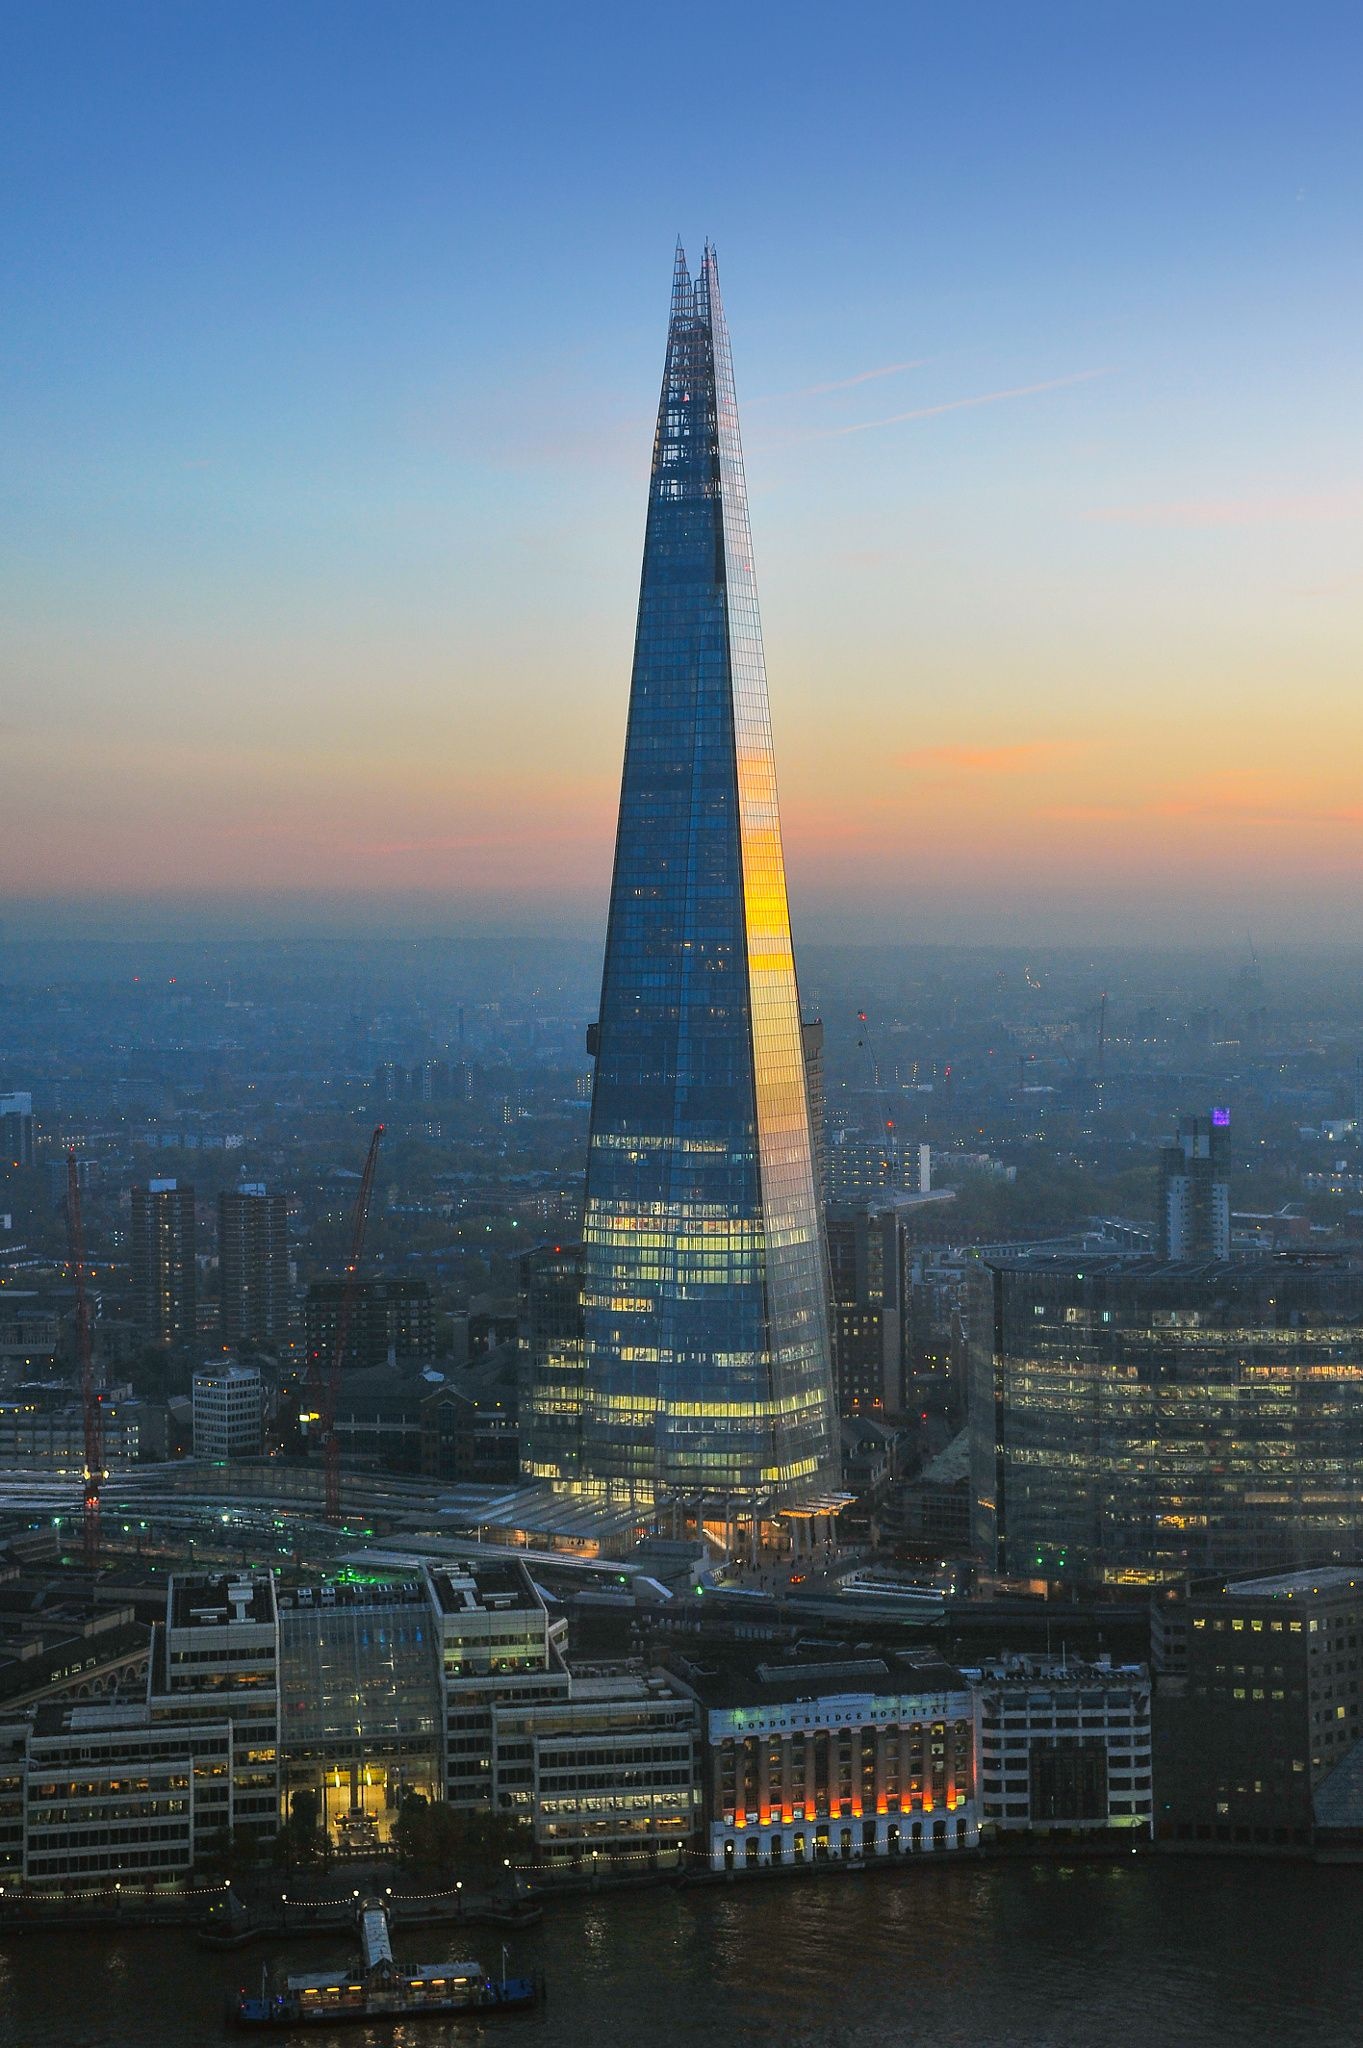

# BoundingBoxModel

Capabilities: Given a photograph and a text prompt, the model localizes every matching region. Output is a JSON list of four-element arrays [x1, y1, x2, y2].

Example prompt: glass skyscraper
[[572, 242, 838, 1513]]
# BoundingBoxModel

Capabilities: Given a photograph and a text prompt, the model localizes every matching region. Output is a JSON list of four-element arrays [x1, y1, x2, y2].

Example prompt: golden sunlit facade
[[572, 244, 838, 1510]]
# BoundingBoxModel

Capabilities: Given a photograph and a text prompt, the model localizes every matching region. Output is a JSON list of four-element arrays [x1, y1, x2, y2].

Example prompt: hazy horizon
[[5, 3, 1361, 947]]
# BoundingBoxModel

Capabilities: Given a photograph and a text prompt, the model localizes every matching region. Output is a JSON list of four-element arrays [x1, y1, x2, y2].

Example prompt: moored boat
[[227, 1896, 540, 2029]]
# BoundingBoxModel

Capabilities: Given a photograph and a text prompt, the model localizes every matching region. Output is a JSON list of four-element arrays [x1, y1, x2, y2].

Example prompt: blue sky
[[4, 1, 1361, 941]]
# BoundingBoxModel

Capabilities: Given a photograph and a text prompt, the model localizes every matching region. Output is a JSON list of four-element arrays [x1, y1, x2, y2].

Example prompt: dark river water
[[1, 1858, 1358, 2047]]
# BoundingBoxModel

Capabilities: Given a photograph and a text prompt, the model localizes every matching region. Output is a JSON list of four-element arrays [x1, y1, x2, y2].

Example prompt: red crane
[[320, 1124, 384, 1524], [65, 1148, 104, 1567]]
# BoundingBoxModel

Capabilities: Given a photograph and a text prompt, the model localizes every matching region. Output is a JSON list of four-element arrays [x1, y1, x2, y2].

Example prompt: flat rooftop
[[969, 1657, 1148, 1685], [32, 1700, 153, 1738], [666, 1643, 966, 1712], [169, 1574, 275, 1629], [1226, 1566, 1363, 1600], [275, 1577, 429, 1613], [428, 1558, 541, 1617], [988, 1254, 1352, 1284]]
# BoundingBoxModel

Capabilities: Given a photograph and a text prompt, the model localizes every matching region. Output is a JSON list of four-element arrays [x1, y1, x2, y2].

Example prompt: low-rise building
[[664, 1643, 977, 1871], [0, 1604, 148, 1717], [0, 1562, 706, 1885], [21, 1701, 232, 1882], [493, 1672, 699, 1864], [0, 1397, 151, 1468], [0, 1293, 61, 1370], [969, 1656, 1153, 1841]]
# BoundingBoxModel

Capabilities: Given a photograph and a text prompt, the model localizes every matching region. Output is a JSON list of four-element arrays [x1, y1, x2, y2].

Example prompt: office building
[[971, 1656, 1153, 1841], [517, 1241, 585, 1486], [130, 1178, 198, 1346], [218, 1184, 290, 1350], [664, 1643, 976, 1870], [146, 1573, 282, 1840], [43, 1153, 97, 1210], [0, 1293, 61, 1371], [0, 1600, 148, 1720], [0, 1397, 148, 1468], [278, 1578, 443, 1833], [0, 1565, 705, 1887], [192, 1360, 265, 1460], [0, 1094, 34, 1172], [17, 1704, 234, 1882], [577, 243, 838, 1514], [825, 1132, 900, 1205], [374, 1060, 471, 1104], [432, 1558, 569, 1809], [493, 1676, 700, 1863], [304, 1278, 433, 1375], [420, 1382, 518, 1486], [825, 1206, 910, 1416], [1159, 1114, 1230, 1262], [969, 1256, 1363, 1587], [1155, 1566, 1363, 1853]]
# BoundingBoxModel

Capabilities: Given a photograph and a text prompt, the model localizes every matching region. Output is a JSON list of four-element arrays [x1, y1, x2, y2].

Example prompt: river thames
[[1, 1858, 1356, 2047]]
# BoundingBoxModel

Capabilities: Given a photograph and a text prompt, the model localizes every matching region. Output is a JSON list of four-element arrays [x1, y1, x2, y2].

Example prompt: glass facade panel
[[575, 244, 837, 1508], [970, 1258, 1363, 1585], [277, 1583, 440, 1827]]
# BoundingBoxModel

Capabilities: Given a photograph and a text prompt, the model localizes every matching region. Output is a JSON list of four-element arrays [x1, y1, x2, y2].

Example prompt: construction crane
[[857, 1010, 905, 1123], [320, 1123, 384, 1524], [65, 1148, 104, 1568], [855, 1009, 900, 1140]]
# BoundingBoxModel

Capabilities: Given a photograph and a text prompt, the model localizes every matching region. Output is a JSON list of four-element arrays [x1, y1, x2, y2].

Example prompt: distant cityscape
[[2, 245, 1363, 1928]]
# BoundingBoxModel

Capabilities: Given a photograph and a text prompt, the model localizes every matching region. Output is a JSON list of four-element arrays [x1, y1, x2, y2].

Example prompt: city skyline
[[4, 5, 1361, 946], [3, 10, 1363, 2038]]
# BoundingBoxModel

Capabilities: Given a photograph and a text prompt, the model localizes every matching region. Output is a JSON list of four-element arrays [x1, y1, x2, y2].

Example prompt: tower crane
[[319, 1124, 384, 1525], [855, 1010, 899, 1141], [65, 1149, 103, 1567]]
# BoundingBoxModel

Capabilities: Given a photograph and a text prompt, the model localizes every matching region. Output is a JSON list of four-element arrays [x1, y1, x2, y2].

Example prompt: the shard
[[571, 241, 839, 1514]]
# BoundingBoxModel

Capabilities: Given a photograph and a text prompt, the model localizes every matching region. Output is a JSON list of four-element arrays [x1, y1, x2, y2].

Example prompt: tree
[[278, 1787, 328, 1867], [393, 1793, 529, 1879]]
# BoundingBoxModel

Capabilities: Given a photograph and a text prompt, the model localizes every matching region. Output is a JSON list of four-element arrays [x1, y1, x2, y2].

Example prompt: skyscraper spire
[[551, 245, 839, 1516]]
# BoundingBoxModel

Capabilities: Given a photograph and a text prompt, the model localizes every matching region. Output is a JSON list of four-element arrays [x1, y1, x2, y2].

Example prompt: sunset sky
[[4, 2, 1361, 945]]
